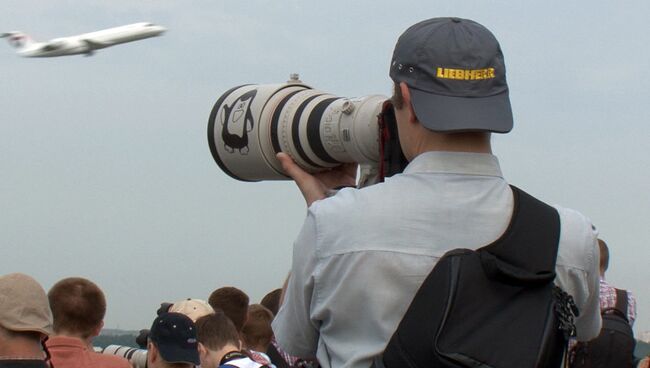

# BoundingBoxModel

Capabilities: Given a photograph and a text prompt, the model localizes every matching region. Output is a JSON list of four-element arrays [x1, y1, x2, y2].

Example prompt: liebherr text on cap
[[390, 17, 513, 133]]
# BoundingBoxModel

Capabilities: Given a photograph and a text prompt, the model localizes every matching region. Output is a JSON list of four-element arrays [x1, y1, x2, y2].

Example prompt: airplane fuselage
[[15, 22, 165, 57]]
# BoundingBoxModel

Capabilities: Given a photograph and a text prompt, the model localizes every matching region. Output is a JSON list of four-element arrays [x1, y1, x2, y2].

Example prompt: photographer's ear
[[398, 82, 418, 124], [198, 342, 208, 360], [91, 320, 104, 338], [147, 341, 158, 364]]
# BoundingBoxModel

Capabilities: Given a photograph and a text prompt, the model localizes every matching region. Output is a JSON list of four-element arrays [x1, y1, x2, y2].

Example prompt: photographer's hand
[[277, 152, 357, 207]]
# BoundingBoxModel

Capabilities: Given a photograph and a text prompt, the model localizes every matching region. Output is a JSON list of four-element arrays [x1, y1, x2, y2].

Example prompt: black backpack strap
[[614, 289, 629, 314], [267, 344, 291, 368], [479, 186, 561, 285]]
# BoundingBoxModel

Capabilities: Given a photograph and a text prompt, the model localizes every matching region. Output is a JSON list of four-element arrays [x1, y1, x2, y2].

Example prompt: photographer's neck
[[0, 337, 44, 359], [52, 329, 96, 349], [407, 128, 492, 161]]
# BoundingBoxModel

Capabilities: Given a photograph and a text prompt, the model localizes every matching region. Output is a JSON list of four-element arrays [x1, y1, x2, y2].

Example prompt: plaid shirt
[[271, 337, 301, 366], [599, 278, 636, 326]]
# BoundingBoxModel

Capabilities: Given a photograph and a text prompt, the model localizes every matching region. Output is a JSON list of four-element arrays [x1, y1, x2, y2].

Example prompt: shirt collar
[[45, 336, 87, 350], [403, 151, 503, 178]]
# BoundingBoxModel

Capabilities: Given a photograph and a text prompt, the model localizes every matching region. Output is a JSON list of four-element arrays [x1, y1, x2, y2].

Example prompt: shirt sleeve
[[628, 290, 637, 326], [272, 209, 320, 359], [574, 228, 602, 341], [555, 207, 602, 342]]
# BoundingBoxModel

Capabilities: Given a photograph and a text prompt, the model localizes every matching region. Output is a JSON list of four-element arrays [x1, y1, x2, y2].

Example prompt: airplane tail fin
[[1, 32, 34, 49]]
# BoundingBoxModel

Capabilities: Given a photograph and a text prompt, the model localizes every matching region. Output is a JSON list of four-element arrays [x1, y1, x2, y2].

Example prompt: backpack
[[570, 288, 636, 368], [379, 186, 579, 368]]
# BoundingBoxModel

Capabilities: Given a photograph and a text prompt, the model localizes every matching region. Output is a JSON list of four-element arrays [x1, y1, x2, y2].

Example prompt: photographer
[[195, 312, 271, 368], [147, 313, 200, 368], [272, 17, 602, 368]]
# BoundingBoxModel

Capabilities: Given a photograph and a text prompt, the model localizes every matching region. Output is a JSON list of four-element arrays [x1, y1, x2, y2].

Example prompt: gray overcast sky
[[1, 0, 649, 335]]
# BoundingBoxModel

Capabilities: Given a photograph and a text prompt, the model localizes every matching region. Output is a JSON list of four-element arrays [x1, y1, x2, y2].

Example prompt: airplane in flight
[[1, 22, 166, 57]]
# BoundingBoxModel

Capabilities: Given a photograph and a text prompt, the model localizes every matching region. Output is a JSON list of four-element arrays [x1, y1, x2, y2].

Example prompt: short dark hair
[[598, 238, 609, 273], [195, 311, 240, 352], [260, 289, 282, 316], [208, 287, 249, 332], [391, 82, 405, 110], [48, 277, 106, 338], [241, 304, 274, 350]]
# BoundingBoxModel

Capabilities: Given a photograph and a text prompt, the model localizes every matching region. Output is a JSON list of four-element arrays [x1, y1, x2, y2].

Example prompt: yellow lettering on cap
[[435, 67, 497, 80]]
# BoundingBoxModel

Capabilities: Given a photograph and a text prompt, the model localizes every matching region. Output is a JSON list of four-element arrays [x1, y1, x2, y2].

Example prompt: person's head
[[147, 312, 200, 368], [241, 304, 274, 353], [47, 277, 106, 340], [169, 298, 214, 322], [260, 288, 282, 317], [208, 287, 249, 332], [389, 17, 512, 158], [195, 311, 241, 368], [0, 273, 53, 357], [598, 238, 609, 276]]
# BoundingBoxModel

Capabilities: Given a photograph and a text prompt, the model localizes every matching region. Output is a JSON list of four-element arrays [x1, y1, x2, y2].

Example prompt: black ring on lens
[[307, 98, 341, 164], [207, 85, 253, 182], [270, 89, 302, 155], [126, 348, 136, 359], [292, 94, 324, 168]]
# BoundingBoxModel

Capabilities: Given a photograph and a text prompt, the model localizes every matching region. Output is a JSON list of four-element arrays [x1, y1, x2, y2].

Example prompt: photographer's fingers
[[277, 152, 307, 180], [339, 162, 359, 186], [277, 153, 327, 207], [318, 162, 358, 189]]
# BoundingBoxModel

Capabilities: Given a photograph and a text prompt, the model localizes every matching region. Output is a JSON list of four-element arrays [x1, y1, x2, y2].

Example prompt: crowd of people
[[1, 16, 649, 368], [0, 251, 647, 368], [0, 272, 311, 368]]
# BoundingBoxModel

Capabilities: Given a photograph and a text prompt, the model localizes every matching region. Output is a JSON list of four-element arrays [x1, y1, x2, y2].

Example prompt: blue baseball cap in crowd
[[390, 17, 513, 133], [149, 312, 200, 365]]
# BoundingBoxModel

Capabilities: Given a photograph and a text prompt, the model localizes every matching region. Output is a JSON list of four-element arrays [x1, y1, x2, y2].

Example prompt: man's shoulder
[[307, 185, 386, 232], [312, 180, 391, 210], [553, 205, 597, 271]]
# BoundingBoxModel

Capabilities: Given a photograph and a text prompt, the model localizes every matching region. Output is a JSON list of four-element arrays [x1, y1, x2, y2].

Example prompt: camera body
[[208, 76, 407, 185]]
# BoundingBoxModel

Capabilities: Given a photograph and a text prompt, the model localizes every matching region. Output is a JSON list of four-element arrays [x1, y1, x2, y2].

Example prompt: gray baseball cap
[[390, 17, 513, 133]]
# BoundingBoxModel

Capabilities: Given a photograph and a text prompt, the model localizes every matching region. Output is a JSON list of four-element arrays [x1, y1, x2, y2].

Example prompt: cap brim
[[157, 342, 200, 365], [409, 87, 513, 133], [10, 325, 53, 336]]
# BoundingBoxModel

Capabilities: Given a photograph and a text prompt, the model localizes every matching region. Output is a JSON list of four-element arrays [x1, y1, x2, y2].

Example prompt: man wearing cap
[[147, 312, 201, 368], [0, 273, 53, 368], [169, 298, 215, 322], [272, 17, 601, 368]]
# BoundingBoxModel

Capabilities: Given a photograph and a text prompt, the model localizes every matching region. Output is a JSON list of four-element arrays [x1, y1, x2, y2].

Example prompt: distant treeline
[[93, 333, 138, 349]]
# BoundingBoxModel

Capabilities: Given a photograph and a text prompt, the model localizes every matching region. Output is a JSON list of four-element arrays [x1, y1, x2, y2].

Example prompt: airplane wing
[[40, 42, 65, 52], [82, 39, 109, 51]]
